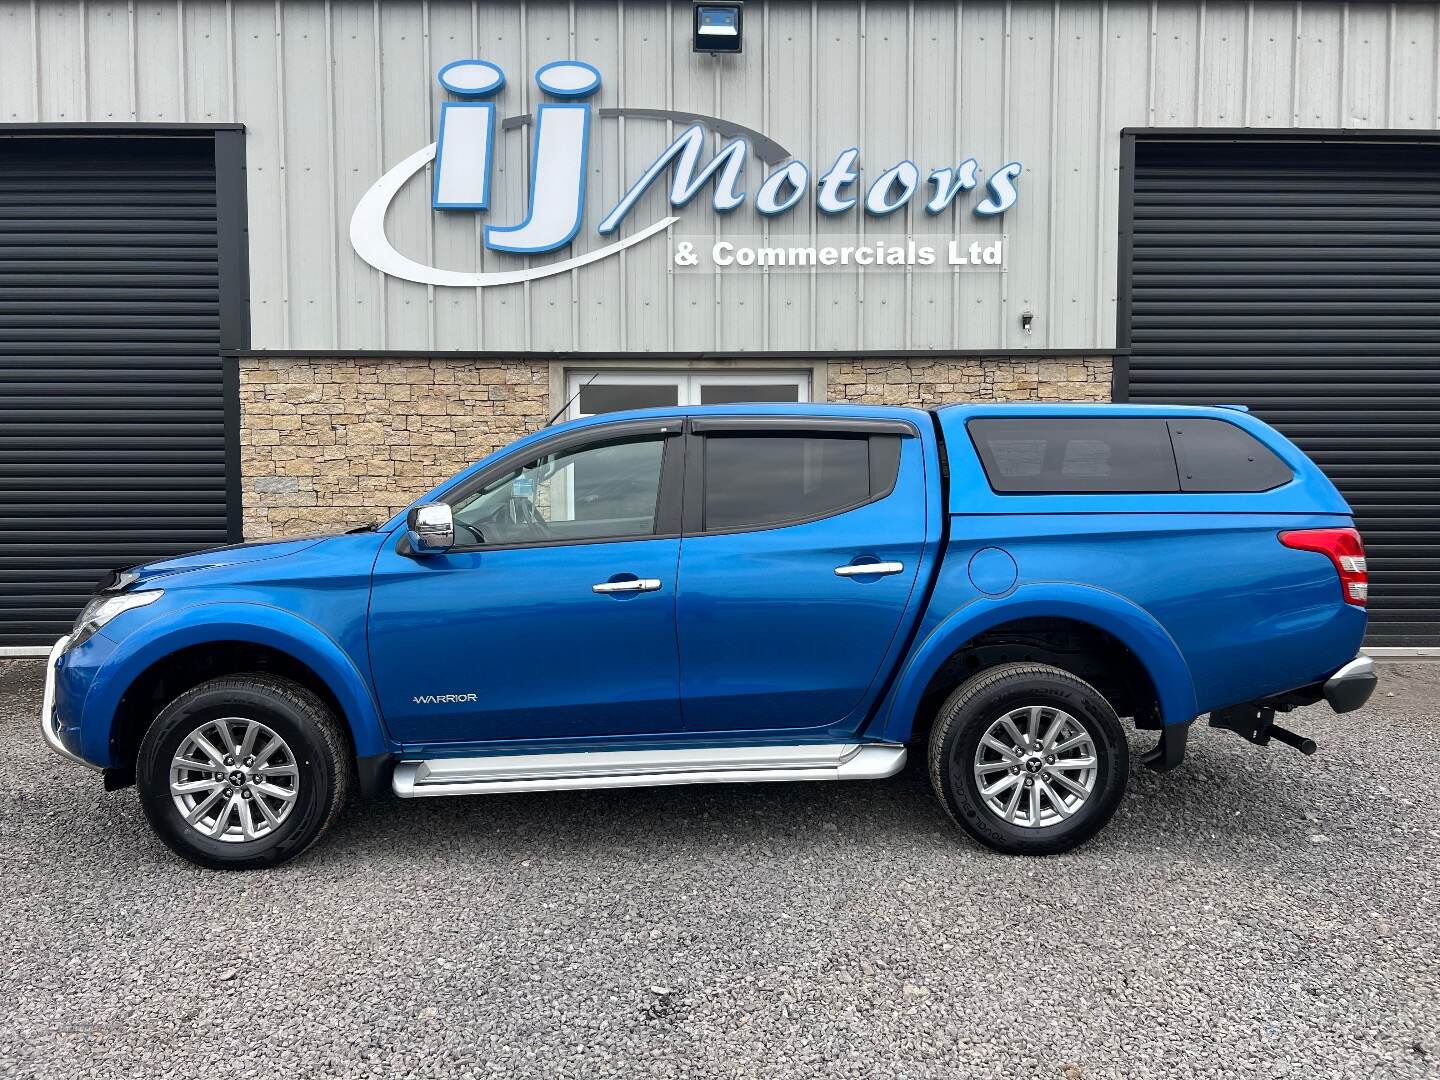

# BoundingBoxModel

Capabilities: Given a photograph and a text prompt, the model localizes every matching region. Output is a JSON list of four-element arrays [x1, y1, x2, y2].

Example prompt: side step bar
[[392, 742, 907, 799]]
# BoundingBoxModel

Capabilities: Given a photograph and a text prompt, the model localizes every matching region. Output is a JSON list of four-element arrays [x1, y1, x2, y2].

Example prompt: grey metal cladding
[[4, 1, 1440, 354]]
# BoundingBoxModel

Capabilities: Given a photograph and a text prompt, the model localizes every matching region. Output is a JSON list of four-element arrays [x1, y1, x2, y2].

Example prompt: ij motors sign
[[350, 59, 1023, 288]]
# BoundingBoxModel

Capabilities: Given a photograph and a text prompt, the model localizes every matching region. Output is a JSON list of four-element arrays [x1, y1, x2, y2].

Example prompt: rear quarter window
[[966, 415, 1295, 495], [1168, 418, 1294, 492], [967, 418, 1180, 493]]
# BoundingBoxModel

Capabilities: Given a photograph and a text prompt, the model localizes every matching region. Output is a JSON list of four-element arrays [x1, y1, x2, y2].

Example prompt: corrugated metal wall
[[2, 1, 1439, 354]]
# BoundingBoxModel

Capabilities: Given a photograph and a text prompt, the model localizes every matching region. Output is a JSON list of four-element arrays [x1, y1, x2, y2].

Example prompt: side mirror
[[405, 503, 454, 554]]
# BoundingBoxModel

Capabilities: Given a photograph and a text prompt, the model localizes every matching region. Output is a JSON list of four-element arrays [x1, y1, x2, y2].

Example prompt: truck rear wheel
[[927, 662, 1128, 855], [136, 674, 351, 870]]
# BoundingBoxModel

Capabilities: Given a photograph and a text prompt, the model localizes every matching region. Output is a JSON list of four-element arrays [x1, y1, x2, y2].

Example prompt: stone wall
[[826, 356, 1112, 406], [238, 357, 549, 539], [239, 355, 1113, 539]]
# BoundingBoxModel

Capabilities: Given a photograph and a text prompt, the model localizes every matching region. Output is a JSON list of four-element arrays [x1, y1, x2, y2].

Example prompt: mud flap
[[1141, 719, 1191, 772]]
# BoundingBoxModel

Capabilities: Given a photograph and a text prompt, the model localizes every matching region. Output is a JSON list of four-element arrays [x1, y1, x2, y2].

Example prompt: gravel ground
[[1, 660, 1437, 1080]]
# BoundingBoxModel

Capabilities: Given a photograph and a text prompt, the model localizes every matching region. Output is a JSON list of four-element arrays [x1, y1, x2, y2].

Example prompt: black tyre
[[136, 674, 351, 870], [927, 662, 1128, 855]]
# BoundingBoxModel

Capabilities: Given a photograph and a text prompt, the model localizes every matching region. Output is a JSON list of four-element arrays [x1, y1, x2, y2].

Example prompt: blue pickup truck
[[41, 403, 1376, 869]]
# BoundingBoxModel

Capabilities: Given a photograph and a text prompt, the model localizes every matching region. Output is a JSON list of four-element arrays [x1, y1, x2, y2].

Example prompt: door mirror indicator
[[406, 503, 455, 554]]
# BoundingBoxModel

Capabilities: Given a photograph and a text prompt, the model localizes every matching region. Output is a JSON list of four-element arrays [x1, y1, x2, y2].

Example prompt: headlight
[[69, 590, 163, 649]]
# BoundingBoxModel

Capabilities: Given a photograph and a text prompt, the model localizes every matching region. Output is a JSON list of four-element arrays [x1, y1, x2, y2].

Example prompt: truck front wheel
[[136, 674, 351, 870], [927, 662, 1129, 855]]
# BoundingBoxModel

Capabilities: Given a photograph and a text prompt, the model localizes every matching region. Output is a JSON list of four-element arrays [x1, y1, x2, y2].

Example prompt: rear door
[[674, 418, 928, 738]]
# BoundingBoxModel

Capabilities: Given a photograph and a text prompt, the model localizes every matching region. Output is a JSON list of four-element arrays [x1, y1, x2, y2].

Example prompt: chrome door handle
[[592, 578, 662, 594], [834, 561, 905, 577]]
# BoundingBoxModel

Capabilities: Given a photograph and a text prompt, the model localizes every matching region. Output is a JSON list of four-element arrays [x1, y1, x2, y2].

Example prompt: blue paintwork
[[966, 547, 1017, 596], [50, 401, 1366, 775], [368, 538, 684, 746], [53, 532, 393, 767], [867, 580, 1204, 745], [675, 432, 939, 738]]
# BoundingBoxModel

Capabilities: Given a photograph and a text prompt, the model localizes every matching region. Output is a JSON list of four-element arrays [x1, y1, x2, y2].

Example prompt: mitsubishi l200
[[41, 404, 1377, 868]]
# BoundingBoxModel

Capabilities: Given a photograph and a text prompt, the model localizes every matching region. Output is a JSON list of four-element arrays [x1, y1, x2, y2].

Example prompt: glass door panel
[[572, 375, 682, 418], [568, 370, 810, 418], [697, 382, 803, 405]]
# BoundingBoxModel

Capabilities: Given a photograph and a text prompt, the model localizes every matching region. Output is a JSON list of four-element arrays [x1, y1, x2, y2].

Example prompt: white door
[[566, 370, 810, 419]]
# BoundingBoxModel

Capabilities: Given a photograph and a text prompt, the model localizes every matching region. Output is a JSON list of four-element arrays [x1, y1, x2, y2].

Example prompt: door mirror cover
[[406, 503, 455, 554]]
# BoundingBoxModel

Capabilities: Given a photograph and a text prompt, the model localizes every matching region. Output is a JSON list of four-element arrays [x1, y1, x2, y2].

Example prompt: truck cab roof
[[388, 400, 1348, 534], [547, 399, 1267, 428], [933, 401, 1260, 421], [544, 400, 1347, 518]]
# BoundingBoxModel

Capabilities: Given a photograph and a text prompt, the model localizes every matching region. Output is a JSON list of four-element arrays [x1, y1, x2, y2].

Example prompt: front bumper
[[1323, 655, 1377, 713], [40, 635, 100, 771]]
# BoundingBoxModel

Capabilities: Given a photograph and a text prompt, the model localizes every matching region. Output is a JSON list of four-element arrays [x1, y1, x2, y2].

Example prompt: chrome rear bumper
[[40, 634, 99, 770], [1323, 655, 1377, 714]]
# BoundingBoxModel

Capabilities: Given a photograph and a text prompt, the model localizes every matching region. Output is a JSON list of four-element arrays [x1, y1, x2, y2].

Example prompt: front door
[[368, 423, 684, 748], [674, 420, 929, 738]]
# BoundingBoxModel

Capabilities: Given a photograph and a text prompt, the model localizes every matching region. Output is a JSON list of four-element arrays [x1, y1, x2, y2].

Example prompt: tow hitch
[[1209, 702, 1317, 756]]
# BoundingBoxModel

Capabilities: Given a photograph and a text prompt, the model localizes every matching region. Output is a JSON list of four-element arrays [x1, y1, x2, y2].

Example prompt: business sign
[[350, 59, 1023, 289], [671, 235, 1006, 273]]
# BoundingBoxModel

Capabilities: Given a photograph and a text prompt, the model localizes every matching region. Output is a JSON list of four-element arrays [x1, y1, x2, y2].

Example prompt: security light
[[693, 2, 743, 54]]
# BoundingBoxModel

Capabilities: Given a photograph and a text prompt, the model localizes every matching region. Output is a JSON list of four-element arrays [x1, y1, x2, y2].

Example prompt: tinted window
[[451, 435, 665, 545], [704, 434, 871, 530], [577, 383, 679, 415], [1168, 418, 1293, 492], [968, 418, 1180, 493], [698, 383, 802, 405]]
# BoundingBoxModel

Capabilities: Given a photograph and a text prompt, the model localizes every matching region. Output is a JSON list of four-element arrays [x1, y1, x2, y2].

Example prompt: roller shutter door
[[0, 136, 234, 648], [1125, 137, 1440, 646]]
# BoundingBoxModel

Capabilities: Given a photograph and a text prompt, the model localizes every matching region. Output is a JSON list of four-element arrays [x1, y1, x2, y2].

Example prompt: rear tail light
[[1279, 527, 1368, 606]]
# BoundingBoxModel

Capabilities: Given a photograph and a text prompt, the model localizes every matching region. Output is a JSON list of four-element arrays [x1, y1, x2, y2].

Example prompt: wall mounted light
[[693, 2, 743, 54]]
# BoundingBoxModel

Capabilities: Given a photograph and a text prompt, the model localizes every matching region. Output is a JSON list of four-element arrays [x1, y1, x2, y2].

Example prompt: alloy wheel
[[971, 704, 1098, 829], [169, 717, 300, 843]]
